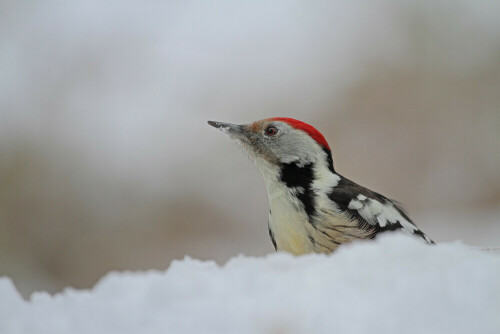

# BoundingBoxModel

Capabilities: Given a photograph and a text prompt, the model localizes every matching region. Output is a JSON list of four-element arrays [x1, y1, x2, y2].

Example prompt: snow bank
[[1, 235, 499, 334]]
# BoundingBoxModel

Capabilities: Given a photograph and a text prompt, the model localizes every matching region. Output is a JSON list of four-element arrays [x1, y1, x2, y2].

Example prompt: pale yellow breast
[[269, 191, 370, 255], [268, 187, 315, 255]]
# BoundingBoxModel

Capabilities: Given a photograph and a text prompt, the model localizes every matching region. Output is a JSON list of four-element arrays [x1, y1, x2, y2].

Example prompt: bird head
[[208, 118, 334, 174]]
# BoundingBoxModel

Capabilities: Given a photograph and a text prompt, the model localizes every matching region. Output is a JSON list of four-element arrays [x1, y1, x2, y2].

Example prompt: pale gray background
[[1, 0, 499, 297]]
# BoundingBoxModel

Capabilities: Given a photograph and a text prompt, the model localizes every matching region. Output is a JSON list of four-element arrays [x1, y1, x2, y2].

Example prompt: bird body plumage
[[208, 118, 433, 255]]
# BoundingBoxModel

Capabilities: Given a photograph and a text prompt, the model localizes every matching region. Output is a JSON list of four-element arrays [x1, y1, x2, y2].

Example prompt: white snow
[[1, 234, 499, 334]]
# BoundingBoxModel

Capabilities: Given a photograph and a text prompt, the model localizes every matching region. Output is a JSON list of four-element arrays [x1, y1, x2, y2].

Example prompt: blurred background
[[1, 0, 499, 297]]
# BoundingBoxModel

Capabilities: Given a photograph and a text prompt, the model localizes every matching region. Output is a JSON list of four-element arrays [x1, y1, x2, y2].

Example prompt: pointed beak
[[208, 120, 276, 164], [207, 121, 248, 141]]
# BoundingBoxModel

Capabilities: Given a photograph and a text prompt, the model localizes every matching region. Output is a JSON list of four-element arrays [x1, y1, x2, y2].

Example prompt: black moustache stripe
[[279, 162, 316, 222]]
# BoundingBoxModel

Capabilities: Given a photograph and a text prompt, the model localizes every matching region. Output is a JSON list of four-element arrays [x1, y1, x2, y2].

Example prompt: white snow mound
[[1, 234, 499, 334]]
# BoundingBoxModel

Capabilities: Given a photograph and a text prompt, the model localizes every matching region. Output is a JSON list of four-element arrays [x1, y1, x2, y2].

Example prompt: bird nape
[[208, 117, 433, 255]]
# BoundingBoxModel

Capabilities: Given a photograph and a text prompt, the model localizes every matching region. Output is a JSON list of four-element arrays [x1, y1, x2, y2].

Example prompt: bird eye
[[265, 126, 278, 136]]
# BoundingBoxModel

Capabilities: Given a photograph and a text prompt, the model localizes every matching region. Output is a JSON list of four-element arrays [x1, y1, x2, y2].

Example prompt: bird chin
[[230, 139, 276, 170]]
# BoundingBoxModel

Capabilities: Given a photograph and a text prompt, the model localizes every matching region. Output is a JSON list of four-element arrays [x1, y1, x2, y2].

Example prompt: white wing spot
[[348, 197, 417, 233], [348, 199, 363, 210]]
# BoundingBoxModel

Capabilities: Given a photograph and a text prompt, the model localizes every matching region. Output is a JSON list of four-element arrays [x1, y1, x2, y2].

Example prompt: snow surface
[[1, 234, 499, 334]]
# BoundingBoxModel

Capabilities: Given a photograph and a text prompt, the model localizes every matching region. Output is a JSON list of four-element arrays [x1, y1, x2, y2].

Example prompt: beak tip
[[207, 120, 220, 128], [207, 120, 242, 138]]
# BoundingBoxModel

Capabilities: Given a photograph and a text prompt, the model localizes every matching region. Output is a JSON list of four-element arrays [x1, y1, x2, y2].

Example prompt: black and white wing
[[328, 176, 433, 244]]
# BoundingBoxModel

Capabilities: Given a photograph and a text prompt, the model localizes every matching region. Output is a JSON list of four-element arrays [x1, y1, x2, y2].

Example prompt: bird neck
[[258, 155, 340, 219]]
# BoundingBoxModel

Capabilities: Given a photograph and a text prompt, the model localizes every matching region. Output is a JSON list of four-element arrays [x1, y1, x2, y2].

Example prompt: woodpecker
[[208, 118, 433, 255]]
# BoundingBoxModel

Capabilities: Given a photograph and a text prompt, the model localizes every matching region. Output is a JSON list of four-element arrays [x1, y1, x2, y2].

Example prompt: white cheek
[[279, 154, 300, 164]]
